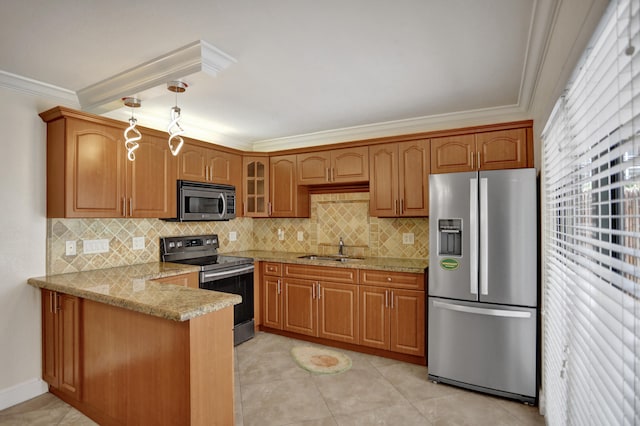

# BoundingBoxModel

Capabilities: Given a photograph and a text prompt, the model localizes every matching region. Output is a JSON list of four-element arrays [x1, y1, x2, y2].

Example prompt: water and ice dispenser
[[438, 219, 462, 256]]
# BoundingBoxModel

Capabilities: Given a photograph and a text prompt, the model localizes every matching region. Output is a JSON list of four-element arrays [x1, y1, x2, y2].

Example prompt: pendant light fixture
[[123, 97, 142, 161], [167, 81, 187, 156]]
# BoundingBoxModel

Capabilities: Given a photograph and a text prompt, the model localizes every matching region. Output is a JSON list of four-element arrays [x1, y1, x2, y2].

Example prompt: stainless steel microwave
[[174, 180, 236, 221]]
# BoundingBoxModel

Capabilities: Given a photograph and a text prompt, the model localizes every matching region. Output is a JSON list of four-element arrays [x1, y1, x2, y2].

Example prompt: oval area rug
[[291, 346, 352, 375]]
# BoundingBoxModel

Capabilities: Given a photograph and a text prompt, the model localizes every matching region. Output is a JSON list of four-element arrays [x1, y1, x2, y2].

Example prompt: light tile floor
[[0, 332, 544, 425]]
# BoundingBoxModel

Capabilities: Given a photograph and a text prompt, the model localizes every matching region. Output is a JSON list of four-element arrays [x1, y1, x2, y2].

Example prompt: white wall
[[0, 88, 58, 409]]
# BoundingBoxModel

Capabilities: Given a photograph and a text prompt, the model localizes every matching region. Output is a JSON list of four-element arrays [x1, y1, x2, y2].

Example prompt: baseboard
[[0, 378, 48, 411]]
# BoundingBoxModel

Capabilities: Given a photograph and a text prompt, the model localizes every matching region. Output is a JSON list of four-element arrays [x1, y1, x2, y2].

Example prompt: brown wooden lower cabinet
[[40, 281, 234, 426], [280, 278, 360, 344], [261, 263, 425, 362], [283, 278, 317, 336], [317, 282, 359, 344], [263, 275, 283, 329], [42, 289, 81, 400], [359, 286, 425, 356]]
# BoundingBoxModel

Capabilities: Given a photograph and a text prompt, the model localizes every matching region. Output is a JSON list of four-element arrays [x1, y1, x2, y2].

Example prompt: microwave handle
[[219, 192, 226, 219]]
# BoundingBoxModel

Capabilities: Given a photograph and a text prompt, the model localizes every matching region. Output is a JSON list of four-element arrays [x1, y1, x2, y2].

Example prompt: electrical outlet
[[65, 240, 76, 256], [229, 231, 237, 242], [83, 239, 110, 254], [132, 236, 145, 250], [402, 233, 415, 245], [297, 231, 304, 242], [278, 229, 285, 241]]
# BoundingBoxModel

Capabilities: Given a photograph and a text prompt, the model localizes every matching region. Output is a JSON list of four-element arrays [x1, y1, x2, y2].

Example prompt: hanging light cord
[[124, 106, 141, 161], [167, 90, 184, 156]]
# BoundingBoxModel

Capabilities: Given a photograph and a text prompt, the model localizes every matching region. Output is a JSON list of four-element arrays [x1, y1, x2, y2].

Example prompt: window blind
[[542, 0, 640, 425]]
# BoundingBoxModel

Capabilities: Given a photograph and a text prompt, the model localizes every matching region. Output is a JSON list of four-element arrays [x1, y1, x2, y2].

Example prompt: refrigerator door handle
[[433, 300, 532, 318], [480, 177, 489, 295], [469, 178, 478, 295]]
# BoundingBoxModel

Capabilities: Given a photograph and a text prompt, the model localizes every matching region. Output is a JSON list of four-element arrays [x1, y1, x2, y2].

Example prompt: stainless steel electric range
[[160, 234, 255, 345]]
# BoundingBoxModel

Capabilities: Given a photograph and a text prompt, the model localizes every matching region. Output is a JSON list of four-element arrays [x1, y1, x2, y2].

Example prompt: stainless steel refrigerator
[[428, 168, 537, 404]]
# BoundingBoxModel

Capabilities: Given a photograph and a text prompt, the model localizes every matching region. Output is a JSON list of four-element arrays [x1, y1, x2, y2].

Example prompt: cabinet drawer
[[359, 269, 424, 290], [263, 262, 282, 276], [284, 263, 358, 284]]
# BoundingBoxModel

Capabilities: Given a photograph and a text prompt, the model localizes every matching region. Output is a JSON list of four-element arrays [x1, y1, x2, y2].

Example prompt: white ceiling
[[0, 0, 607, 152]]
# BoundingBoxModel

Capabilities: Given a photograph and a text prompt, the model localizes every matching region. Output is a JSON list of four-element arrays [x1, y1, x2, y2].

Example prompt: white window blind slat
[[542, 0, 640, 424]]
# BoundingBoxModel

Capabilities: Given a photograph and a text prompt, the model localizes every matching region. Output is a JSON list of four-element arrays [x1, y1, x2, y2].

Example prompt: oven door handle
[[201, 265, 254, 280]]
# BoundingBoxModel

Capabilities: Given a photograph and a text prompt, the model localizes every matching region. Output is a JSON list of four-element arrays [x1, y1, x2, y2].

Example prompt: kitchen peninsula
[[27, 262, 240, 426]]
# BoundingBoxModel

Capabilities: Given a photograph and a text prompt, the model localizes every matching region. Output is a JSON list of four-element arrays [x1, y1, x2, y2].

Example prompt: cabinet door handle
[[49, 292, 54, 314], [312, 282, 316, 299], [129, 198, 133, 217], [390, 291, 394, 309], [477, 152, 481, 169], [317, 283, 321, 299], [122, 197, 126, 217], [400, 199, 404, 215], [385, 290, 388, 308], [277, 279, 281, 294], [330, 168, 334, 182], [470, 152, 474, 169], [326, 167, 330, 182], [395, 200, 398, 215]]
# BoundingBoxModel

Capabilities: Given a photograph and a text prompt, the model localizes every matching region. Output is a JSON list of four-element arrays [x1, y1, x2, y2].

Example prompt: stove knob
[[206, 239, 211, 245], [177, 242, 183, 247], [169, 242, 175, 248]]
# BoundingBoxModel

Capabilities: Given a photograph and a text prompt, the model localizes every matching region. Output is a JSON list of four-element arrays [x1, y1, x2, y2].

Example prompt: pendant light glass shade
[[167, 81, 187, 156], [123, 97, 142, 161]]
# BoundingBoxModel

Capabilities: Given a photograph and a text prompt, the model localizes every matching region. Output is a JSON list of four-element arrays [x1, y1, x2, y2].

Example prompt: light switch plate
[[83, 239, 110, 254], [65, 240, 76, 256], [132, 236, 145, 250], [402, 233, 415, 245], [229, 231, 237, 242], [297, 231, 304, 241]]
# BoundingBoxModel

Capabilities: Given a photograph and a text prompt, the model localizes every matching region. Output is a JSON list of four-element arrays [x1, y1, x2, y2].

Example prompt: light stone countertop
[[223, 250, 428, 274], [27, 262, 241, 322]]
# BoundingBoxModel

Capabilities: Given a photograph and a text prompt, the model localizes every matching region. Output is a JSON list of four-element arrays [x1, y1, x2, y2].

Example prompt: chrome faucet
[[338, 237, 345, 256]]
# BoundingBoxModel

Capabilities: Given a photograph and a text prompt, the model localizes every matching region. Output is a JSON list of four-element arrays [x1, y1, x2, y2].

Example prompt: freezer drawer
[[427, 297, 537, 403]]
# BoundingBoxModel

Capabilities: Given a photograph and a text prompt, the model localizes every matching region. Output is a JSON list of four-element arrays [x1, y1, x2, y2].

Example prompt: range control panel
[[161, 234, 219, 254]]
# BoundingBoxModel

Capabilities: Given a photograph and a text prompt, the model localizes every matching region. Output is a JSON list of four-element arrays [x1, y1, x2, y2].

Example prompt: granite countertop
[[27, 262, 241, 322], [223, 250, 428, 274]]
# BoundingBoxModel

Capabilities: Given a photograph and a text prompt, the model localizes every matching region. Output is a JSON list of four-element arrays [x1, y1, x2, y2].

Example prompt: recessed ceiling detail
[[76, 40, 236, 115]]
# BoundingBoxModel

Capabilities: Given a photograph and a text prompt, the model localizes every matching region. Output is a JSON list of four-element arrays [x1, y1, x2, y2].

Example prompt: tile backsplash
[[46, 218, 253, 275], [47, 193, 429, 274]]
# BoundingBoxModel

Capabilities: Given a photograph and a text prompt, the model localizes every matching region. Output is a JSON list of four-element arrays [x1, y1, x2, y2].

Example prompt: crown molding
[[77, 40, 236, 114], [0, 70, 79, 105], [251, 104, 529, 152], [517, 0, 559, 112]]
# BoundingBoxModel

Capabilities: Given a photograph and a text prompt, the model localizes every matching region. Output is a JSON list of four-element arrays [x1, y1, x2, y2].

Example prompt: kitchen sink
[[298, 254, 364, 262]]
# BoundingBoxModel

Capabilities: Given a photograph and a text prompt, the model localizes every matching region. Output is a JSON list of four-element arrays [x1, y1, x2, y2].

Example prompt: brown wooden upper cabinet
[[297, 146, 369, 184], [431, 128, 529, 174], [41, 109, 177, 218], [369, 140, 430, 217], [178, 141, 242, 186], [243, 156, 270, 217], [270, 154, 309, 218]]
